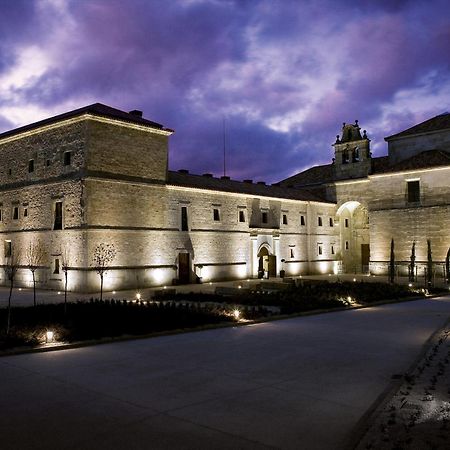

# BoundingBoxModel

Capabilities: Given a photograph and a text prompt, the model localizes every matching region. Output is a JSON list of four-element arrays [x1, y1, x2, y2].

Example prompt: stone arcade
[[0, 103, 449, 292]]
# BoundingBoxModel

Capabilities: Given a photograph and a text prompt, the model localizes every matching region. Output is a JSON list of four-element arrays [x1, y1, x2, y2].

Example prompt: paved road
[[1, 297, 450, 450]]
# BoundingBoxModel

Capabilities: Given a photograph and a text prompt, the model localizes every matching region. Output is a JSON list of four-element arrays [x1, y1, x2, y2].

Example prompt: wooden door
[[361, 244, 370, 273], [268, 255, 277, 278], [178, 253, 190, 284]]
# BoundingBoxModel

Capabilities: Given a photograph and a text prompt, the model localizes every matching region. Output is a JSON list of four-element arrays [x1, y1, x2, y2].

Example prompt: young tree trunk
[[32, 270, 36, 307], [389, 238, 395, 284], [6, 277, 13, 335], [64, 271, 68, 316], [100, 273, 104, 302], [427, 239, 433, 287]]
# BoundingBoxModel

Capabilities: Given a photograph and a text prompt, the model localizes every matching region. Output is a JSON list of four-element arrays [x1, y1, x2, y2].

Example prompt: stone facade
[[282, 114, 450, 279], [1, 104, 448, 292], [0, 104, 339, 292]]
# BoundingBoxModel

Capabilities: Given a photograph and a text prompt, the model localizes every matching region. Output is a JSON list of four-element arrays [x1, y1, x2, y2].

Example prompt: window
[[329, 217, 334, 227], [318, 244, 323, 255], [331, 245, 335, 255], [53, 201, 63, 230], [345, 218, 349, 228], [181, 206, 188, 231], [407, 180, 420, 203], [8, 168, 12, 176], [238, 210, 245, 223], [261, 211, 268, 224], [282, 214, 288, 225], [54, 258, 60, 274], [12, 206, 19, 220], [213, 208, 220, 221], [64, 151, 71, 166], [46, 159, 51, 167], [300, 215, 306, 226], [318, 216, 323, 226], [290, 248, 294, 258], [345, 241, 349, 250], [24, 207, 28, 218], [4, 240, 11, 257], [28, 159, 34, 173]]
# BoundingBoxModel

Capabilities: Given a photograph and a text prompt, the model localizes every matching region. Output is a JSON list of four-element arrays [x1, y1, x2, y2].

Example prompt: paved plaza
[[1, 295, 450, 449]]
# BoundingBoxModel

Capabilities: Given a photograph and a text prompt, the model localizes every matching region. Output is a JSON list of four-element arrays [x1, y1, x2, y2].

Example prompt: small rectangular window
[[24, 207, 28, 218], [238, 210, 245, 222], [318, 244, 323, 255], [46, 159, 51, 167], [54, 201, 63, 230], [329, 217, 334, 227], [290, 248, 294, 258], [345, 218, 349, 228], [300, 215, 306, 226], [8, 168, 12, 176], [54, 258, 60, 274], [262, 211, 268, 224], [28, 159, 34, 173], [318, 216, 323, 227], [12, 206, 19, 220], [181, 206, 188, 231], [64, 151, 71, 166], [282, 214, 288, 225], [4, 240, 11, 257], [331, 245, 335, 255], [407, 180, 420, 203], [345, 241, 349, 250], [213, 208, 220, 221]]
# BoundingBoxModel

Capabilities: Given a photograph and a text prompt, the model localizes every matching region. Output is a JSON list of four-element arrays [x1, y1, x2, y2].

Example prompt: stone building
[[0, 103, 448, 292], [281, 113, 450, 279], [0, 103, 337, 292]]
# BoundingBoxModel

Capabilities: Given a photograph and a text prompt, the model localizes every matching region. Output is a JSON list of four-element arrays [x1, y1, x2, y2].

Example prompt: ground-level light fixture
[[353, 278, 357, 282], [112, 290, 116, 294], [57, 291, 61, 295], [136, 292, 141, 300], [408, 283, 413, 287], [46, 330, 54, 343], [233, 309, 241, 320]]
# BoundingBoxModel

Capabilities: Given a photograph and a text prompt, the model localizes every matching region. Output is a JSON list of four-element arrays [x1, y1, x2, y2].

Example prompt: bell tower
[[333, 120, 371, 180]]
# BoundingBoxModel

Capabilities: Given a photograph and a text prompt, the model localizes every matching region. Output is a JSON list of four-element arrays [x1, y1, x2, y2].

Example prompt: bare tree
[[61, 247, 70, 315], [25, 239, 47, 307], [3, 248, 21, 335], [409, 242, 416, 283], [445, 247, 450, 284], [91, 243, 116, 301], [427, 239, 433, 288], [389, 238, 395, 284]]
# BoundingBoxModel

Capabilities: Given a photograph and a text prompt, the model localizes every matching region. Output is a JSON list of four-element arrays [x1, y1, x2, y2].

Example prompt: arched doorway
[[336, 201, 370, 273], [257, 245, 276, 278]]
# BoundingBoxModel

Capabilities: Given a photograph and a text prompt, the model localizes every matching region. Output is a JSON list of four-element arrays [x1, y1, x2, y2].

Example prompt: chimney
[[129, 110, 143, 117], [243, 179, 253, 184]]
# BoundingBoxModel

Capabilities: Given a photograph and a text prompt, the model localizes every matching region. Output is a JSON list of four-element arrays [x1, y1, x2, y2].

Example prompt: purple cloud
[[0, 0, 449, 183]]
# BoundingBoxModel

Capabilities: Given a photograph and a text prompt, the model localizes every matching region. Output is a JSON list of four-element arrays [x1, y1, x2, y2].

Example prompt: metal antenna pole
[[223, 117, 226, 177]]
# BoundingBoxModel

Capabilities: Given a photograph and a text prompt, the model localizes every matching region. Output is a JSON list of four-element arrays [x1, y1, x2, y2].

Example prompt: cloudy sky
[[0, 0, 449, 183]]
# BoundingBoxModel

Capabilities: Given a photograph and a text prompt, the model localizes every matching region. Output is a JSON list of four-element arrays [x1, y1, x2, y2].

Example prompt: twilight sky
[[0, 0, 449, 183]]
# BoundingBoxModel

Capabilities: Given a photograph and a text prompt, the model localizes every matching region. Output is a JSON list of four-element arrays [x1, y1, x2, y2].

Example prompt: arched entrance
[[257, 245, 276, 278], [336, 201, 370, 273]]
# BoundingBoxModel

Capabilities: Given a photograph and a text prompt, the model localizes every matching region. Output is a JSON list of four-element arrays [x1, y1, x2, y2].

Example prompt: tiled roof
[[167, 171, 330, 203], [0, 103, 172, 140], [385, 113, 450, 140], [278, 163, 335, 188], [278, 150, 450, 187], [378, 150, 450, 174]]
